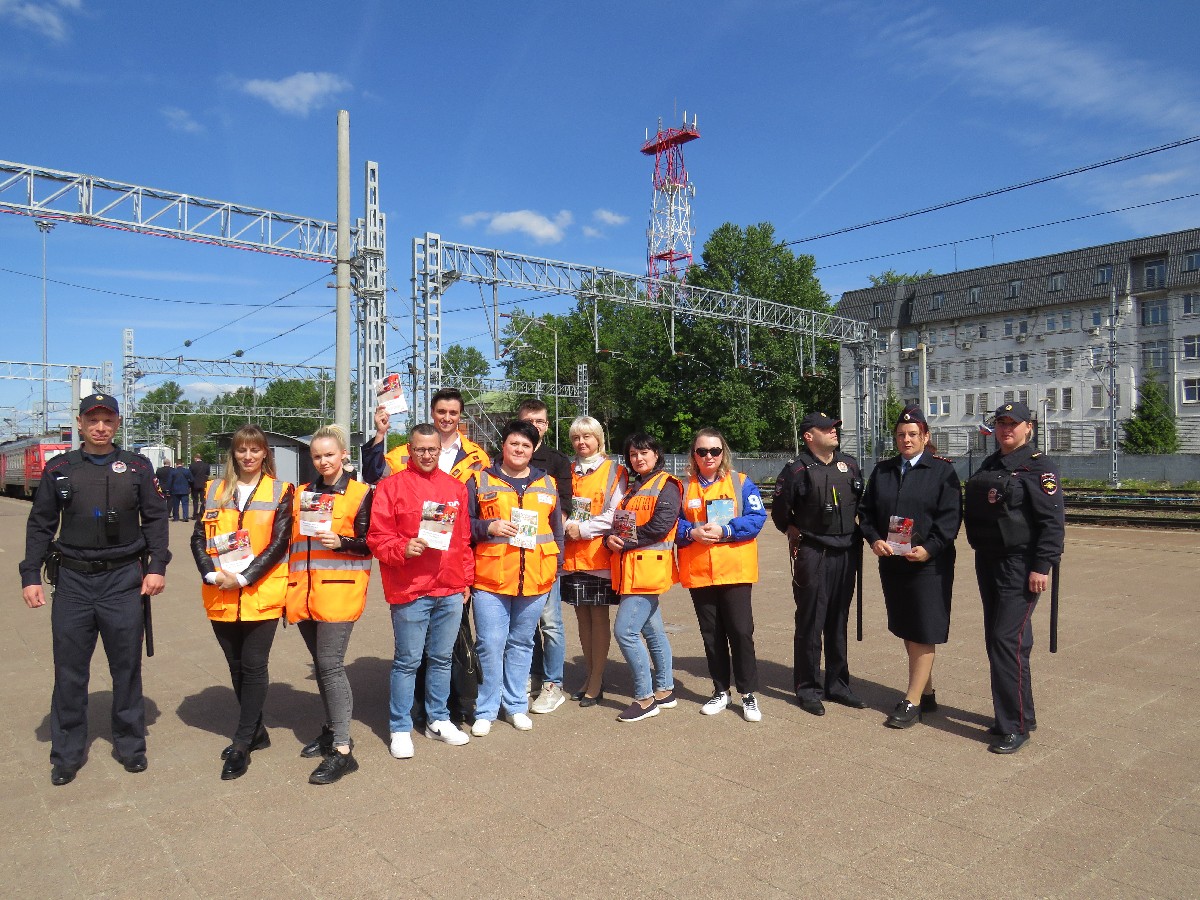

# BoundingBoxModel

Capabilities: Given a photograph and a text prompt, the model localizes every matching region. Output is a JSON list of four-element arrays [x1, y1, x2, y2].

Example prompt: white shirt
[[439, 437, 462, 475], [901, 451, 924, 470]]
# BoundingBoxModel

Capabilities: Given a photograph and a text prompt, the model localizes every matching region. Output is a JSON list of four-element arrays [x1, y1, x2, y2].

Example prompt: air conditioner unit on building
[[1015, 334, 1028, 343], [1088, 326, 1101, 336], [1035, 333, 1045, 341], [961, 341, 972, 350]]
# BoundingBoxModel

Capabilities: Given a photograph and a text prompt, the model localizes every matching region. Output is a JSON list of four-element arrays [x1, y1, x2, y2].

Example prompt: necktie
[[900, 459, 911, 480]]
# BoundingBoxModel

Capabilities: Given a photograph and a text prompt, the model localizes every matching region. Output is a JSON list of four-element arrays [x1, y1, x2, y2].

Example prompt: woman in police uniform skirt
[[859, 406, 962, 729], [963, 400, 1064, 754]]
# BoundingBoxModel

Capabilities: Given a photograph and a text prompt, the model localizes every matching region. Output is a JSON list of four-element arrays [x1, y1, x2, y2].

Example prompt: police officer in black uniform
[[963, 400, 1064, 754], [20, 393, 171, 785], [772, 412, 864, 716]]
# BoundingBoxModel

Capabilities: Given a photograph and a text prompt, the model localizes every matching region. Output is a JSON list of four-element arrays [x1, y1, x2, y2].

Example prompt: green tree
[[1121, 375, 1178, 454], [443, 344, 491, 390], [868, 268, 936, 286], [261, 377, 328, 436], [134, 381, 188, 443]]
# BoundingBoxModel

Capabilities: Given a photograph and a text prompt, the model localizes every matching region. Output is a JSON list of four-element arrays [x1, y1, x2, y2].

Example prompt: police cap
[[895, 404, 926, 429], [80, 393, 120, 416], [798, 411, 842, 433], [993, 400, 1032, 423]]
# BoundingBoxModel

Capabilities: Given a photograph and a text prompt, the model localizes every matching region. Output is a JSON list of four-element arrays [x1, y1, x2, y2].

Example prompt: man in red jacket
[[368, 424, 474, 760]]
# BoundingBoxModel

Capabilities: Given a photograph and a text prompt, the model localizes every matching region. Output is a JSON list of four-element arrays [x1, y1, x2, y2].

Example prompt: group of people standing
[[21, 384, 1064, 789]]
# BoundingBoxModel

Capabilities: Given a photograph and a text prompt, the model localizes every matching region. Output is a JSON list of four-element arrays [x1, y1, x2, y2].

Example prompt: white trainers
[[389, 731, 414, 759], [531, 683, 566, 714], [470, 719, 492, 737], [507, 711, 534, 731], [425, 720, 470, 746], [742, 693, 762, 723], [701, 691, 730, 716]]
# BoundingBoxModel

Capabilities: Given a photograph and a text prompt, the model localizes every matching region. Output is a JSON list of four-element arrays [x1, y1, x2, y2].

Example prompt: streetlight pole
[[36, 219, 55, 435]]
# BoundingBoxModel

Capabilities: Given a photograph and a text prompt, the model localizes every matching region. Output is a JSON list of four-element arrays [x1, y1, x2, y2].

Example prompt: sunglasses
[[694, 447, 723, 458]]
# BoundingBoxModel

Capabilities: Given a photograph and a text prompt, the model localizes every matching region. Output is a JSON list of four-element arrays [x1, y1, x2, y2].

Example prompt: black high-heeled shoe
[[579, 689, 604, 708]]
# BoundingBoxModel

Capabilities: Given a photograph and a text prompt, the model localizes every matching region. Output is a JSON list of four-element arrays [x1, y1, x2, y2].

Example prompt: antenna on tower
[[641, 112, 700, 298]]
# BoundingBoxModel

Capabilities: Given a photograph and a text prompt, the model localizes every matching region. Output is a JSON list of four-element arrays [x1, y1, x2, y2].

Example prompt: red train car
[[0, 436, 70, 498]]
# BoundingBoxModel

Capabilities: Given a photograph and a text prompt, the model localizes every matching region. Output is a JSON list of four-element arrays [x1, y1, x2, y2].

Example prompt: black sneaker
[[616, 699, 660, 723], [300, 725, 335, 759], [920, 691, 938, 714], [309, 750, 359, 785], [884, 700, 921, 729]]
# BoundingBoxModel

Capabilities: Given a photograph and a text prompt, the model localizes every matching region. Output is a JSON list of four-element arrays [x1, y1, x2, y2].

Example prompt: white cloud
[[459, 209, 572, 244], [582, 226, 603, 239], [593, 208, 628, 226], [240, 71, 351, 117], [162, 106, 203, 135], [0, 0, 80, 41]]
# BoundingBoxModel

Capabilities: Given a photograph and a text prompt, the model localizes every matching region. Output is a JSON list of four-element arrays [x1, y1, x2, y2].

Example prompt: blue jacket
[[168, 465, 194, 496]]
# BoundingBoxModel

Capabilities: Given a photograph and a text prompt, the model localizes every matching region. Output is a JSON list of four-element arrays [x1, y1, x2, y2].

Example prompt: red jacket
[[368, 465, 474, 605]]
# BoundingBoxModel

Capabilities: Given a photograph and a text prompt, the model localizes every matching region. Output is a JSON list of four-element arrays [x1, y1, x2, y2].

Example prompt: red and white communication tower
[[641, 112, 699, 294]]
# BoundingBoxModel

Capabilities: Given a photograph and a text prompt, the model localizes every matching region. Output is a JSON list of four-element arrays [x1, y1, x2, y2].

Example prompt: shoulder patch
[[934, 454, 953, 463], [1030, 452, 1042, 459], [1040, 472, 1058, 496]]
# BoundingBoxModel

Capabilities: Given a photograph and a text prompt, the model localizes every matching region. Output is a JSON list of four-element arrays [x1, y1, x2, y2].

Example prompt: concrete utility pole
[[335, 110, 352, 438], [37, 219, 55, 435], [1109, 281, 1120, 487]]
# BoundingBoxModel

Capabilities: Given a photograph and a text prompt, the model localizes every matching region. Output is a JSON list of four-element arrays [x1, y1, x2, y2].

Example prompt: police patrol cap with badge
[[992, 400, 1032, 423], [798, 411, 842, 433], [895, 404, 926, 429], [80, 393, 120, 416]]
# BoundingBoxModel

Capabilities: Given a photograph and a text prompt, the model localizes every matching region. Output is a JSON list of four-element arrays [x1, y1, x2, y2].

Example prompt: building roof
[[835, 227, 1200, 328]]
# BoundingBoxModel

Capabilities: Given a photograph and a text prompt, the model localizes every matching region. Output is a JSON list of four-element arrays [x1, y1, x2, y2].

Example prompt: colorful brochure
[[705, 498, 736, 528], [509, 508, 539, 549], [207, 529, 254, 574], [299, 491, 335, 536], [374, 373, 409, 416], [569, 496, 593, 522], [419, 499, 458, 551], [612, 509, 638, 543], [886, 516, 914, 555]]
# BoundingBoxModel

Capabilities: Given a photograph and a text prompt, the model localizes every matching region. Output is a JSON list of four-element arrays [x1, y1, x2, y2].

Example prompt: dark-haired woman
[[859, 406, 961, 730], [676, 427, 767, 722], [191, 425, 294, 780], [606, 432, 682, 723], [467, 420, 563, 736]]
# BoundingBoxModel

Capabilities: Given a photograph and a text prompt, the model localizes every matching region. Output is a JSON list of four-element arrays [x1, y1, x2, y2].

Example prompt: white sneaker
[[425, 720, 470, 746], [742, 693, 762, 723], [531, 683, 566, 714], [470, 719, 492, 737], [507, 711, 534, 731], [389, 731, 414, 759], [701, 691, 730, 716]]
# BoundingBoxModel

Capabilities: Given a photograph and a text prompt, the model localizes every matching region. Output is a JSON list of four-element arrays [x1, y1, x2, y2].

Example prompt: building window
[[1018, 353, 1029, 373], [1007, 279, 1022, 299], [972, 430, 989, 451], [1184, 378, 1200, 404], [978, 392, 989, 412], [1045, 388, 1057, 412], [978, 324, 988, 340], [941, 395, 950, 416], [1144, 258, 1166, 289], [927, 397, 938, 418], [1092, 384, 1104, 408], [1184, 251, 1200, 273], [978, 357, 988, 378], [1047, 352, 1057, 372], [965, 359, 976, 379], [1050, 427, 1072, 452], [904, 366, 920, 388], [902, 330, 917, 349], [1004, 355, 1015, 375], [1185, 294, 1200, 316], [965, 394, 975, 416], [1061, 387, 1073, 411], [969, 286, 981, 304], [1095, 264, 1112, 285], [1184, 335, 1200, 360], [1048, 272, 1066, 292], [1142, 298, 1168, 326], [1019, 319, 1029, 336], [941, 362, 949, 381], [1004, 317, 1015, 337], [1142, 340, 1169, 370], [1091, 346, 1105, 368], [1019, 390, 1030, 405], [1004, 390, 1015, 404], [928, 365, 937, 384], [931, 292, 944, 310], [872, 302, 884, 319], [1091, 308, 1103, 328], [1095, 426, 1110, 449], [1062, 349, 1074, 370], [1062, 311, 1073, 330], [1045, 313, 1058, 332]]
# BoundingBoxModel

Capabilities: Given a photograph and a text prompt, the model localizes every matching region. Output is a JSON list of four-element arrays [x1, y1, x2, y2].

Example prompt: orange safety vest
[[384, 436, 490, 482], [564, 458, 626, 573], [473, 469, 559, 596], [201, 476, 291, 622], [611, 469, 682, 596], [677, 472, 759, 588], [285, 479, 373, 623]]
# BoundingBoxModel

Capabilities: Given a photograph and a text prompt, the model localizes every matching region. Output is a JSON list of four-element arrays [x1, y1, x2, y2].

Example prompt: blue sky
[[3, 0, 1199, 434]]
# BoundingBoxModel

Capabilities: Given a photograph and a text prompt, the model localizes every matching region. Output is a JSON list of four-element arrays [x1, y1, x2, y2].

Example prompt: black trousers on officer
[[975, 553, 1038, 735], [50, 564, 145, 769], [791, 542, 856, 701], [690, 583, 759, 695]]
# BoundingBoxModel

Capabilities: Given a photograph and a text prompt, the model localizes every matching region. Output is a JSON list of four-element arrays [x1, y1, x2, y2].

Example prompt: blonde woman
[[561, 416, 627, 707], [285, 425, 373, 784], [190, 425, 294, 780]]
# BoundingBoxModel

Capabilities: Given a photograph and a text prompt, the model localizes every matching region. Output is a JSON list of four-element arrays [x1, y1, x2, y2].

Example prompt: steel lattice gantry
[[412, 233, 882, 450], [0, 158, 387, 439]]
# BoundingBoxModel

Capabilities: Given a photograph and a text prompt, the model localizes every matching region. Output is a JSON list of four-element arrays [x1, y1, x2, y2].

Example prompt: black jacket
[[859, 453, 962, 561], [531, 442, 573, 513], [963, 444, 1065, 574], [189, 479, 295, 587]]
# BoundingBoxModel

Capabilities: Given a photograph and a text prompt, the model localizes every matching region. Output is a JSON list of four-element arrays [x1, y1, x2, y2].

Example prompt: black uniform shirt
[[530, 442, 574, 514], [771, 448, 862, 550], [859, 453, 962, 561], [964, 443, 1064, 574]]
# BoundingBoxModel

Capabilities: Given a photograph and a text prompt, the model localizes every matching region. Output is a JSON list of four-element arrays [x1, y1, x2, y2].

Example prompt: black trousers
[[50, 563, 146, 769], [689, 583, 759, 694], [975, 553, 1038, 735], [191, 488, 204, 520], [210, 618, 279, 745], [791, 542, 856, 701]]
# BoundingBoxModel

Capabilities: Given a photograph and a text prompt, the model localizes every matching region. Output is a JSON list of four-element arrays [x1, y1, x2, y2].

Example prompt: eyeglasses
[[694, 447, 723, 458], [523, 417, 549, 426], [411, 447, 441, 457]]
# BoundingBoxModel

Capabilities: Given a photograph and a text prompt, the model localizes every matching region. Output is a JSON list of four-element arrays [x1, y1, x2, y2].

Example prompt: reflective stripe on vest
[[611, 469, 680, 596], [677, 472, 760, 589], [201, 475, 290, 623], [473, 470, 559, 596], [564, 459, 624, 572], [385, 437, 490, 483]]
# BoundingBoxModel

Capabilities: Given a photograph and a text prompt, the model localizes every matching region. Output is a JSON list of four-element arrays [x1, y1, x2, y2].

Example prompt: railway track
[[1065, 512, 1200, 530]]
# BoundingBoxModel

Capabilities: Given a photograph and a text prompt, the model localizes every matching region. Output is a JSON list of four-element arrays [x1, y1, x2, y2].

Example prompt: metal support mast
[[642, 113, 699, 297], [354, 161, 387, 437], [334, 111, 352, 439]]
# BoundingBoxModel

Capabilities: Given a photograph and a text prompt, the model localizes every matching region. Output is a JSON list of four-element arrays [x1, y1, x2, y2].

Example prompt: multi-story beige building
[[835, 228, 1200, 457]]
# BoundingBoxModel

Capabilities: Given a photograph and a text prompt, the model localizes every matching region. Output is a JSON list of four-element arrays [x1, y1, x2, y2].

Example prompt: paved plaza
[[2, 495, 1197, 898]]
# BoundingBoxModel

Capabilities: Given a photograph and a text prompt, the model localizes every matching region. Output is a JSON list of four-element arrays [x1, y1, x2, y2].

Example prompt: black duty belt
[[58, 554, 142, 574]]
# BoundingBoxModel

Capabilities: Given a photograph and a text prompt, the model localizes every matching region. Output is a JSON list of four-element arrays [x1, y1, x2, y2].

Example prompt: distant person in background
[[169, 462, 193, 522], [189, 454, 211, 521], [155, 462, 173, 494]]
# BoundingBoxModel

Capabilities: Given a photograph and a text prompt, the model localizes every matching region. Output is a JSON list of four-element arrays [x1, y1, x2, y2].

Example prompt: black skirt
[[877, 548, 954, 644], [561, 572, 618, 607]]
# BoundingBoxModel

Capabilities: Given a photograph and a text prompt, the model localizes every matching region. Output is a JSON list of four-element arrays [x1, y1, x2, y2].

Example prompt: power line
[[786, 134, 1200, 246]]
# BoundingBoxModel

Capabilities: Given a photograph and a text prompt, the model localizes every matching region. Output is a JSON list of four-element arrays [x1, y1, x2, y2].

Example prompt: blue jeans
[[389, 594, 463, 733], [472, 589, 548, 720], [531, 578, 565, 685], [614, 594, 674, 700]]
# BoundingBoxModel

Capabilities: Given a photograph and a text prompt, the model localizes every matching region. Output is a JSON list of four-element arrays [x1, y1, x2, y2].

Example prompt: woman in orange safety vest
[[285, 424, 373, 785], [605, 432, 682, 724], [676, 427, 768, 723], [561, 415, 627, 707], [190, 425, 293, 782]]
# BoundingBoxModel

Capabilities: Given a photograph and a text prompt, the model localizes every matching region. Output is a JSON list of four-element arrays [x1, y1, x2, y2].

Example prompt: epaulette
[[1030, 452, 1042, 459], [934, 455, 953, 463]]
